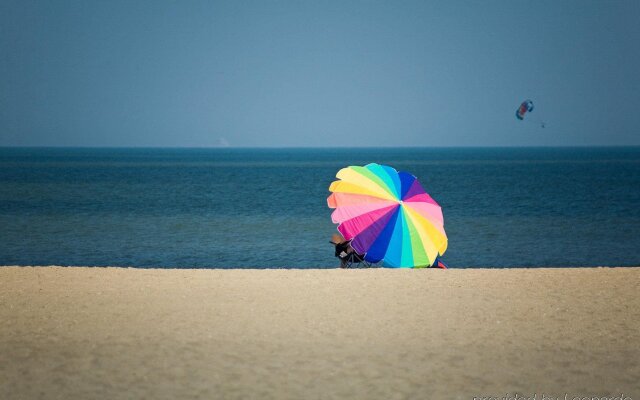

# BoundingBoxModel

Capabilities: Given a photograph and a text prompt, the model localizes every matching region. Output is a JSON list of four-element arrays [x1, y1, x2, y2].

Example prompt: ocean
[[0, 147, 638, 268]]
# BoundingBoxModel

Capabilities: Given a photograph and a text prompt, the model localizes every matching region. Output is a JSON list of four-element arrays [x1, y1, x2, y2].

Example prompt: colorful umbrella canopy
[[327, 163, 447, 268]]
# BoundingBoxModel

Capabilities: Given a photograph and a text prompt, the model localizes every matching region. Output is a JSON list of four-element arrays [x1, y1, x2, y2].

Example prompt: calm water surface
[[1, 147, 638, 268]]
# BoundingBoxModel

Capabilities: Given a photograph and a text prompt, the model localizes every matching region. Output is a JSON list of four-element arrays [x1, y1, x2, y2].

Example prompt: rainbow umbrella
[[327, 163, 447, 268]]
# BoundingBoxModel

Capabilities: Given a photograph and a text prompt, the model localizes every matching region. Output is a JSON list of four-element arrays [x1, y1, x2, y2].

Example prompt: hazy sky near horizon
[[1, 1, 639, 147]]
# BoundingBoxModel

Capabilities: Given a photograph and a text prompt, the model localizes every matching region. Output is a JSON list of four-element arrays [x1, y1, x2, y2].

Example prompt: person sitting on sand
[[330, 234, 363, 268]]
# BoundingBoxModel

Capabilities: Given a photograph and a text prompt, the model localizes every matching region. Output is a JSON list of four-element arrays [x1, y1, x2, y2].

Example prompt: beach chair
[[330, 236, 372, 268]]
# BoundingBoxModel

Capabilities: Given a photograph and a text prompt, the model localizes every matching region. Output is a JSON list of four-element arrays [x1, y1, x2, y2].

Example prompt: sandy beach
[[0, 267, 638, 400]]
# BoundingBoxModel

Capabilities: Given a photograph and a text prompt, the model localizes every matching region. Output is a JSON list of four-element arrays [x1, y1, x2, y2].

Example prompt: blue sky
[[1, 0, 639, 147]]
